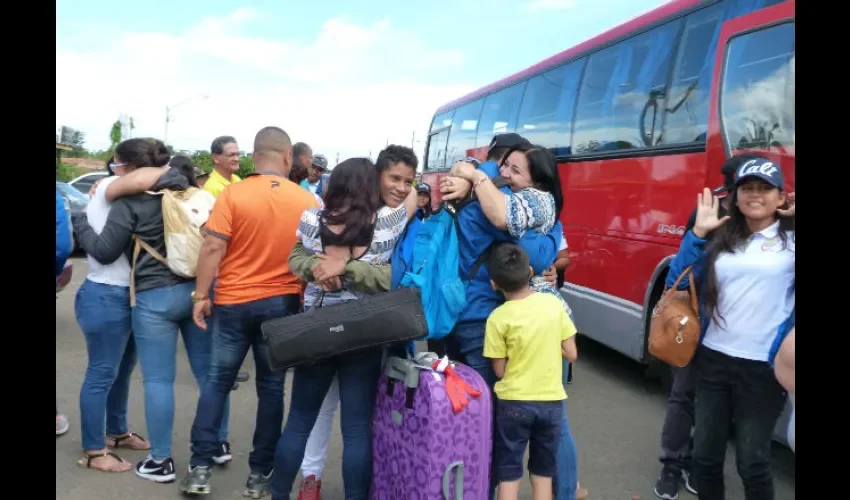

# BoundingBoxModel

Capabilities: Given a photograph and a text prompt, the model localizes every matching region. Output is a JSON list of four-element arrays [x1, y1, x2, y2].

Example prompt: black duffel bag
[[261, 287, 428, 371]]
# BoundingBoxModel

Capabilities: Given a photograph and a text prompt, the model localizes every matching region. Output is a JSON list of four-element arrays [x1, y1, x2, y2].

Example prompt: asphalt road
[[56, 257, 795, 499]]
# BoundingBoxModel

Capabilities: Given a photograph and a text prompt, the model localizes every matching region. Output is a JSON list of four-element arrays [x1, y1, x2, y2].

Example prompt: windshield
[[56, 182, 90, 209]]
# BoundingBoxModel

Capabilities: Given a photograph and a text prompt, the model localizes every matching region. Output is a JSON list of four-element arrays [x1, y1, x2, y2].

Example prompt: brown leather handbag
[[649, 265, 701, 368]]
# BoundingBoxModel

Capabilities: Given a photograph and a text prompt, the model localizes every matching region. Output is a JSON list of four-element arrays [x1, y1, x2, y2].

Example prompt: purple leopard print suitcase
[[371, 353, 492, 500]]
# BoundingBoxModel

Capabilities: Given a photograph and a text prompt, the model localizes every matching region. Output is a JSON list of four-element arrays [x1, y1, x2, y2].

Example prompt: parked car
[[68, 172, 108, 197], [56, 181, 89, 253]]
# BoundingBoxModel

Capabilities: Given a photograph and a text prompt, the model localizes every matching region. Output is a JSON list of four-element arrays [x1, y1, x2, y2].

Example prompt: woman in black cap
[[415, 182, 433, 220]]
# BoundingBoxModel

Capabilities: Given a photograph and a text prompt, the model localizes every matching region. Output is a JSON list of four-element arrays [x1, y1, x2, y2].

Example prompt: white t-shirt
[[85, 176, 132, 286], [702, 222, 795, 361]]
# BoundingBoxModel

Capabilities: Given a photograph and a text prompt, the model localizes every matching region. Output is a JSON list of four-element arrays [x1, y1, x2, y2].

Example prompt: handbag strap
[[664, 265, 700, 318]]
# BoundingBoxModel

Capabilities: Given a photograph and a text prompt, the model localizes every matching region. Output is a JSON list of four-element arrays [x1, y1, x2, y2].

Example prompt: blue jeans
[[190, 294, 300, 471], [133, 281, 231, 459], [447, 322, 578, 500], [272, 347, 384, 500], [75, 279, 136, 451]]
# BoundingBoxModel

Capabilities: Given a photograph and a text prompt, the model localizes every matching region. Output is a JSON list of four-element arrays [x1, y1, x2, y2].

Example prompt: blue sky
[[56, 0, 667, 164]]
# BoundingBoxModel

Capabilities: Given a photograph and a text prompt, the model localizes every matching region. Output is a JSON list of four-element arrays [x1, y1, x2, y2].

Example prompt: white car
[[68, 172, 108, 197]]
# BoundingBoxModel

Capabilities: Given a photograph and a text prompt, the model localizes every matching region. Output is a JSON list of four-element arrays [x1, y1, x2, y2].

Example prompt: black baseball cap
[[488, 133, 532, 153], [416, 183, 431, 195]]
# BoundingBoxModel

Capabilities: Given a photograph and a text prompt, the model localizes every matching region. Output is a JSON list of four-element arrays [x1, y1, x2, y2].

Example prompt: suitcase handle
[[442, 461, 464, 500], [386, 357, 429, 389]]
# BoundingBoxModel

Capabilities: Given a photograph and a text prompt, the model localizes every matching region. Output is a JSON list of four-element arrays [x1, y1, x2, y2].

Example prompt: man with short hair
[[203, 136, 242, 198], [180, 126, 319, 498], [292, 142, 312, 173]]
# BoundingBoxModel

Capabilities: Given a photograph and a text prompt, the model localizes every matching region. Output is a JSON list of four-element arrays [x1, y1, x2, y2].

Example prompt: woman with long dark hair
[[273, 155, 417, 500], [665, 156, 794, 500], [448, 146, 570, 313], [73, 154, 151, 473], [72, 138, 231, 483]]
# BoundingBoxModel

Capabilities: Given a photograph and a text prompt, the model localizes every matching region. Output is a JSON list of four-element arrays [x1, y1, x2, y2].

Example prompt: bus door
[[707, 0, 795, 191]]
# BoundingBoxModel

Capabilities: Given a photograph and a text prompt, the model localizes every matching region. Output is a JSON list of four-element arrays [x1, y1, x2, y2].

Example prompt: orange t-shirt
[[204, 173, 319, 305]]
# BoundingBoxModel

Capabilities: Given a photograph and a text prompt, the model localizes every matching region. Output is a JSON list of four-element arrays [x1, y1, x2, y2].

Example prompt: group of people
[[54, 125, 794, 500]]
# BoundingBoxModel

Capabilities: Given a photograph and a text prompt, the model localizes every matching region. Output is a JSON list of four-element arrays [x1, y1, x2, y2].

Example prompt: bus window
[[426, 111, 454, 171], [572, 20, 680, 154], [516, 59, 584, 156], [721, 22, 794, 154], [476, 83, 525, 146], [661, 3, 725, 145], [445, 100, 484, 165]]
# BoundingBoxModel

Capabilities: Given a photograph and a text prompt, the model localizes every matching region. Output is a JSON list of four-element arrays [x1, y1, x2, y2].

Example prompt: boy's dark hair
[[375, 144, 418, 172], [488, 242, 530, 293]]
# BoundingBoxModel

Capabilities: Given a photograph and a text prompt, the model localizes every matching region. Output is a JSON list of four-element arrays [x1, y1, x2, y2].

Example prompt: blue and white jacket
[[666, 230, 795, 367]]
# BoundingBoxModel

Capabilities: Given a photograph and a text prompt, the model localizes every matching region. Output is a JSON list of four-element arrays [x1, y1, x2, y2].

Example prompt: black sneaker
[[179, 465, 212, 495], [213, 441, 233, 466], [681, 468, 698, 495], [654, 466, 680, 500], [244, 469, 272, 499], [135, 455, 176, 483]]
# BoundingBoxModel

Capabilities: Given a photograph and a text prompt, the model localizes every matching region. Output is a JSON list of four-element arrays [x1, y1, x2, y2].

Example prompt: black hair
[[106, 156, 116, 177], [211, 136, 237, 155], [293, 142, 312, 160], [290, 162, 309, 185], [115, 138, 170, 168], [702, 185, 795, 328], [169, 155, 199, 188], [488, 242, 531, 293], [321, 158, 382, 247], [376, 145, 418, 173], [501, 146, 564, 216], [488, 147, 509, 162]]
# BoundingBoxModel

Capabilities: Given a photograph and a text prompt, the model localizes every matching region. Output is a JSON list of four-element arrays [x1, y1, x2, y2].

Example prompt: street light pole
[[163, 94, 210, 146]]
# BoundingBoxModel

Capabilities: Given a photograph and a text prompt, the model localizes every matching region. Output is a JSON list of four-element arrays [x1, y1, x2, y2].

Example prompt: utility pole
[[411, 130, 415, 148], [336, 152, 340, 165]]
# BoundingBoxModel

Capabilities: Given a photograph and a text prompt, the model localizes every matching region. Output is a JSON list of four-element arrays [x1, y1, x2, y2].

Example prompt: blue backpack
[[391, 204, 488, 340]]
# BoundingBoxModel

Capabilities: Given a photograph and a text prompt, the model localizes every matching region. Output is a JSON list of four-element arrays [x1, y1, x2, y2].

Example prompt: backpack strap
[[129, 236, 169, 307], [463, 243, 494, 282]]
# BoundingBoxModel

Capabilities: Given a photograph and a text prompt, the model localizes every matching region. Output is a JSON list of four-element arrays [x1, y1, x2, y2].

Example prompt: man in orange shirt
[[180, 126, 318, 498]]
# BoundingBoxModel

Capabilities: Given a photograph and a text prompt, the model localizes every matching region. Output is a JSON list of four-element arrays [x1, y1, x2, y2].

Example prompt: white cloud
[[523, 0, 579, 11], [56, 8, 473, 167]]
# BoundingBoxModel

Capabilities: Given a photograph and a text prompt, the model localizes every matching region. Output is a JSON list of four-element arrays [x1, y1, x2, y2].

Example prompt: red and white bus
[[423, 0, 794, 440]]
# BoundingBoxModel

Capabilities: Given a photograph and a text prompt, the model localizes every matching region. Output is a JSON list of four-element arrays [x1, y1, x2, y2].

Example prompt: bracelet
[[472, 175, 489, 190]]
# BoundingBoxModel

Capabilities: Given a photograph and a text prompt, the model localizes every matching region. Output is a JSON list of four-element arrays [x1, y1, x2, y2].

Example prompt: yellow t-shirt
[[483, 292, 577, 401], [203, 170, 242, 199]]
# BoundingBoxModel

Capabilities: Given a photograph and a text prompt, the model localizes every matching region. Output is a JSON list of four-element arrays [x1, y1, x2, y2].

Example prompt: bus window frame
[[717, 18, 795, 159]]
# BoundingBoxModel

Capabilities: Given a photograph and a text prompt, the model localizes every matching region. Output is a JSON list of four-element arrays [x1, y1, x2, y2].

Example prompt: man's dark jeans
[[190, 294, 300, 473], [659, 363, 696, 471], [693, 346, 786, 500]]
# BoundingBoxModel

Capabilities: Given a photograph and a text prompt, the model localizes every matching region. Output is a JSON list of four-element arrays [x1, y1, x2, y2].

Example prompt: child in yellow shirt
[[483, 242, 578, 500]]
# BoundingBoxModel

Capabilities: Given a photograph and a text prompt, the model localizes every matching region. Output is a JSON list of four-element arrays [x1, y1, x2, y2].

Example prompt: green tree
[[191, 150, 214, 173], [238, 154, 254, 178], [66, 131, 87, 158], [109, 120, 122, 152]]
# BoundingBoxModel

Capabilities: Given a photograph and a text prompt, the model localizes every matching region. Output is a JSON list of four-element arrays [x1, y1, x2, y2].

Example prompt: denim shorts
[[494, 399, 563, 482]]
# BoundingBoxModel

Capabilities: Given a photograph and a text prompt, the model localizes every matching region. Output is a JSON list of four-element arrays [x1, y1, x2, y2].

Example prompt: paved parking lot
[[57, 257, 794, 499]]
